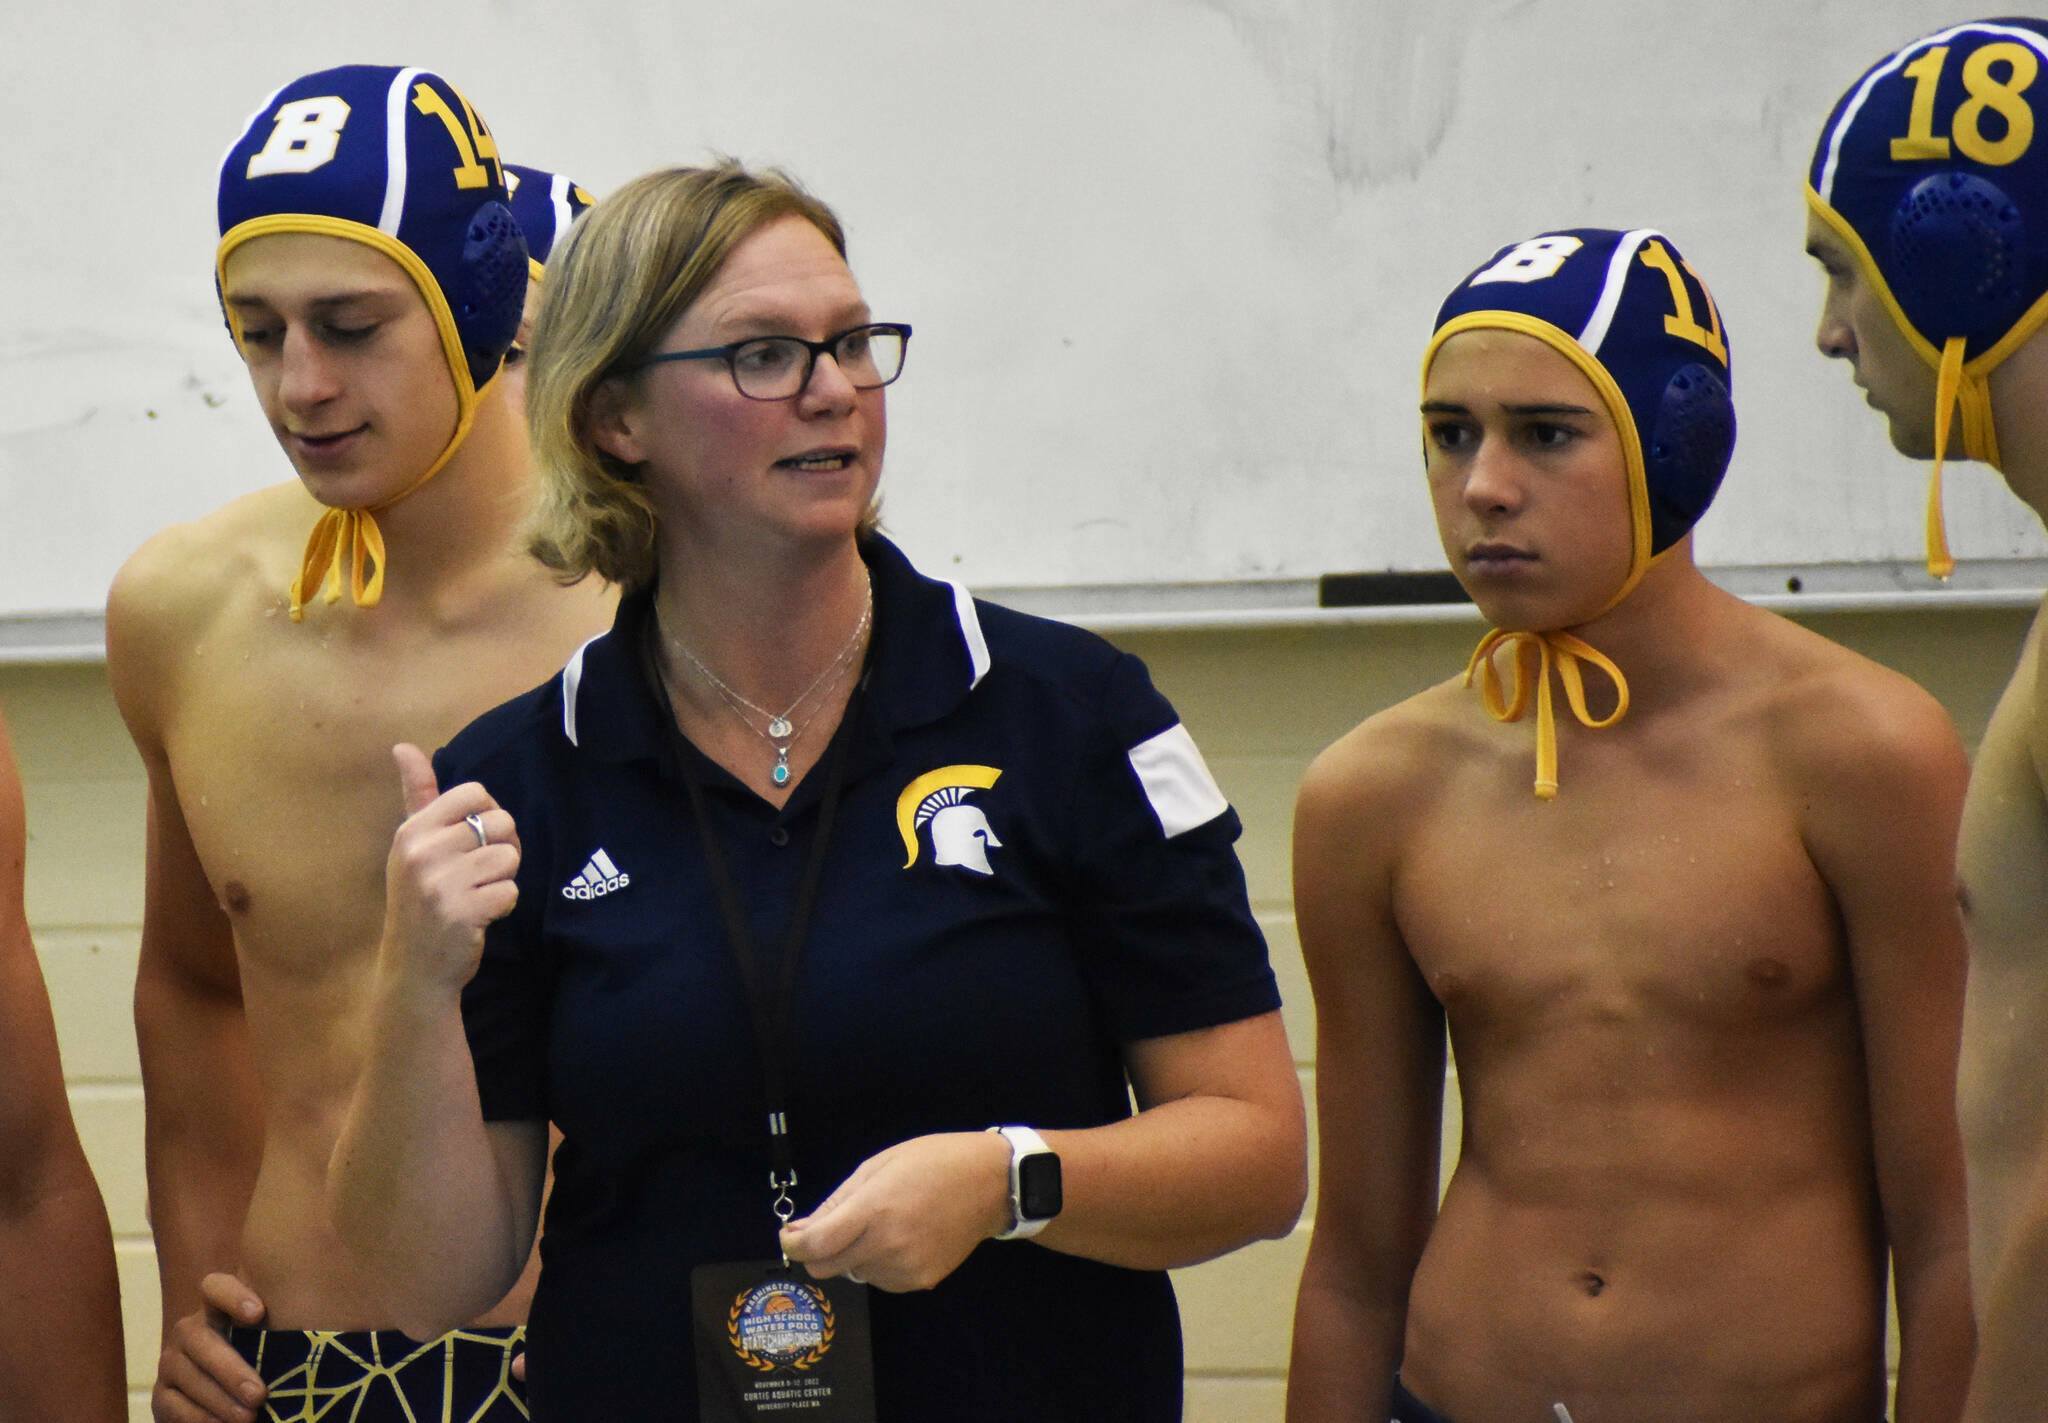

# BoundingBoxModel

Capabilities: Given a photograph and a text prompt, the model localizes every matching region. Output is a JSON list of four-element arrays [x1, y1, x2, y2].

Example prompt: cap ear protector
[[1808, 19, 2048, 575], [1422, 228, 1737, 800], [504, 163, 596, 282], [1646, 361, 1737, 555], [216, 64, 529, 617], [1891, 171, 2030, 337]]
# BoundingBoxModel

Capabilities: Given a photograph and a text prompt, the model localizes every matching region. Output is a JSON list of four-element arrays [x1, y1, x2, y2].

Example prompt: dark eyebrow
[[1502, 402, 1595, 417], [222, 291, 401, 313], [1422, 399, 1594, 417]]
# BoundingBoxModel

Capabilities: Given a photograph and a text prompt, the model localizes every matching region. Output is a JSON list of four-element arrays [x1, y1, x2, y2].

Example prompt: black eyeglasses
[[637, 322, 912, 401]]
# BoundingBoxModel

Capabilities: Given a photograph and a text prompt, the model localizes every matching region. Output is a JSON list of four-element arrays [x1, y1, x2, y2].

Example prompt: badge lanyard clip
[[768, 1117, 797, 1266]]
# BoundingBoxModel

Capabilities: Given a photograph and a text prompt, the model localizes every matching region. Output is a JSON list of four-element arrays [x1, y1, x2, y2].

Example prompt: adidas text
[[562, 873, 630, 900]]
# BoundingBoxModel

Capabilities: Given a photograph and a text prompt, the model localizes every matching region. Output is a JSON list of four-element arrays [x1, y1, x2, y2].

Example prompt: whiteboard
[[4, 0, 2042, 624]]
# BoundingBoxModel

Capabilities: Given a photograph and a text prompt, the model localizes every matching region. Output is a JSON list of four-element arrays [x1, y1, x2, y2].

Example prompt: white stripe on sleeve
[[1126, 723, 1230, 838]]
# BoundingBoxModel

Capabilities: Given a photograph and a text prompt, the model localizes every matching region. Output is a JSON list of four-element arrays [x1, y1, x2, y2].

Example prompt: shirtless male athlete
[[1805, 20, 2048, 1420], [107, 66, 612, 1422], [1286, 228, 1974, 1423], [0, 706, 124, 1420]]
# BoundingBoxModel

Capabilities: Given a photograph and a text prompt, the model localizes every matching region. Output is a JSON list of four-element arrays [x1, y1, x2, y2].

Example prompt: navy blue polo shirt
[[439, 534, 1279, 1422]]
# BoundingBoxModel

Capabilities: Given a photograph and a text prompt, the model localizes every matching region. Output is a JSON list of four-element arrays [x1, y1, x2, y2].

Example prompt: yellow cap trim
[[1423, 311, 1654, 609], [217, 213, 501, 618], [1424, 310, 1656, 798], [1802, 186, 2035, 576]]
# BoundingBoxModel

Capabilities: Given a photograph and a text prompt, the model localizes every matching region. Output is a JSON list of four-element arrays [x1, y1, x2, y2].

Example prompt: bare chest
[[160, 606, 599, 976], [1395, 746, 1844, 1039]]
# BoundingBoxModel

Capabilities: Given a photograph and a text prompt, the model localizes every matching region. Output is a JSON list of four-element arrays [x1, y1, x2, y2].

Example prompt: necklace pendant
[[771, 762, 791, 786], [767, 716, 793, 740]]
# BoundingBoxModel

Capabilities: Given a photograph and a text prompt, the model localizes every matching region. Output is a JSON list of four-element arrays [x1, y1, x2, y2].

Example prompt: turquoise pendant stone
[[772, 763, 791, 786]]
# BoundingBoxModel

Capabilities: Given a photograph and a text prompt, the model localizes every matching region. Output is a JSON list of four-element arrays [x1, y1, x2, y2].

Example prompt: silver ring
[[845, 1271, 863, 1285], [464, 812, 488, 848]]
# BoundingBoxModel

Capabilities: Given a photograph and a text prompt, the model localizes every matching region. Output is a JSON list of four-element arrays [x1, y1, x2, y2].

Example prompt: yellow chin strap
[[1426, 312, 1657, 801], [286, 400, 483, 619], [1924, 336, 2003, 581], [1463, 627, 1631, 800]]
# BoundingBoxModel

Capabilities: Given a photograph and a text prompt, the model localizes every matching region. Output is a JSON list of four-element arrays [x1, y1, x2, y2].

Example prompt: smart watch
[[989, 1125, 1062, 1240]]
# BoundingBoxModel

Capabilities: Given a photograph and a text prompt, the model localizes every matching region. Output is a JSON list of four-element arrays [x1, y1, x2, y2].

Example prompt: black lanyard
[[644, 626, 863, 1258]]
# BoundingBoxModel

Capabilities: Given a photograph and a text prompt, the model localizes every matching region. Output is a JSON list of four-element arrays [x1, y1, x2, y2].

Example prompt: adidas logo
[[562, 849, 631, 900]]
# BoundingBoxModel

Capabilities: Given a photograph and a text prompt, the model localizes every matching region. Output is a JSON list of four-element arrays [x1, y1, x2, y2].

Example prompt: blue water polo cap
[[219, 64, 527, 393], [1808, 19, 2048, 574], [1811, 19, 2048, 363], [505, 164, 596, 281], [1426, 228, 1736, 604], [216, 64, 529, 618]]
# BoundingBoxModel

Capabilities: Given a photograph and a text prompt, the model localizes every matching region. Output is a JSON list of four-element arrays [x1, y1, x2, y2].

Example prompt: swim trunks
[[1392, 1374, 1459, 1423], [227, 1324, 527, 1422]]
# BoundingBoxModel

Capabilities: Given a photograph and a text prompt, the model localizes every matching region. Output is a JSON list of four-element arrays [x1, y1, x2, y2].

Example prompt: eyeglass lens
[[731, 326, 906, 399]]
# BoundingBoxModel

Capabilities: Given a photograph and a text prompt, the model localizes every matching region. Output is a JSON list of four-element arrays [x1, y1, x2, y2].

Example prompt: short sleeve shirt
[[441, 534, 1279, 1422]]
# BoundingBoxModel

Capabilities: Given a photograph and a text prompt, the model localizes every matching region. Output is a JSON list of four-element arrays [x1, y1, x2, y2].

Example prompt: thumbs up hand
[[380, 743, 522, 993]]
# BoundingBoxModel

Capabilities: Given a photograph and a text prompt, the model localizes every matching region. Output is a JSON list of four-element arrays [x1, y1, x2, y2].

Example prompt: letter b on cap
[[1470, 235, 1585, 286], [246, 97, 353, 178]]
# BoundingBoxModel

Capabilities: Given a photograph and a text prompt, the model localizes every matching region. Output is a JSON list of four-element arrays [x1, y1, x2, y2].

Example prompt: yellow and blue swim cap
[[1423, 228, 1736, 799], [504, 164, 595, 282], [218, 64, 529, 618], [1808, 19, 2048, 577]]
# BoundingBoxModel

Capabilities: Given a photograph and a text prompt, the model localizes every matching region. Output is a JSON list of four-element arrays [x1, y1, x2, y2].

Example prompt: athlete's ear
[[392, 743, 441, 817], [586, 374, 648, 468]]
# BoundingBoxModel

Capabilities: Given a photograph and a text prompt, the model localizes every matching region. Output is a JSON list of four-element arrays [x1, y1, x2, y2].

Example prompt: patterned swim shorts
[[227, 1324, 528, 1422]]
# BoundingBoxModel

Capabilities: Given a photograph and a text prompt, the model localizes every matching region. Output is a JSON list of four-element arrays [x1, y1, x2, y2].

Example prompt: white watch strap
[[990, 1124, 1053, 1240]]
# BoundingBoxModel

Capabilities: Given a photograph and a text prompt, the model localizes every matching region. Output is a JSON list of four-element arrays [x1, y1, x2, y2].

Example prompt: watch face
[[1017, 1152, 1063, 1222]]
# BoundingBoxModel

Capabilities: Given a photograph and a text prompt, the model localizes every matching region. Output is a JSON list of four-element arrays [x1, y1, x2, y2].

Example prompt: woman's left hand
[[780, 1131, 1013, 1292]]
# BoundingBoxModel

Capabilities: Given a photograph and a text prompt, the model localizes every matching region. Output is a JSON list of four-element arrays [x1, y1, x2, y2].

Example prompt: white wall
[[4, 0, 2042, 624]]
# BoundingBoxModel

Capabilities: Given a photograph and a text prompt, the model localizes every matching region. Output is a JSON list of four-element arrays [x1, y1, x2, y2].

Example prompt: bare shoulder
[[104, 484, 311, 722], [108, 482, 308, 630], [1741, 608, 1968, 798], [1296, 677, 1473, 880], [1303, 677, 1474, 811]]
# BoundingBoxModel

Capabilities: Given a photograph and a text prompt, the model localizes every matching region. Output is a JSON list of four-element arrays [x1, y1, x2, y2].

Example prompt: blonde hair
[[523, 162, 850, 590]]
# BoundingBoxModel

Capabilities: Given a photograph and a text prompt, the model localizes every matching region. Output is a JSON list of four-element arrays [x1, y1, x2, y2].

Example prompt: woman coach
[[327, 161, 1305, 1421]]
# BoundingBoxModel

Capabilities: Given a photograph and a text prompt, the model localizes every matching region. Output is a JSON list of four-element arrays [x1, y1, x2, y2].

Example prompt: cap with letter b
[[1808, 18, 2048, 576], [1427, 228, 1736, 601], [217, 64, 529, 618]]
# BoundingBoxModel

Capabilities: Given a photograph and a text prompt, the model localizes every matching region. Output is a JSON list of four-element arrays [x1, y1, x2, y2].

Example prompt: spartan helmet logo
[[918, 787, 1004, 875], [897, 765, 1004, 875]]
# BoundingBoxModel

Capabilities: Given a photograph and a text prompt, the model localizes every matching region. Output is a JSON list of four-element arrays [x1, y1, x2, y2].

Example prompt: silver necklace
[[664, 572, 873, 787]]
